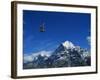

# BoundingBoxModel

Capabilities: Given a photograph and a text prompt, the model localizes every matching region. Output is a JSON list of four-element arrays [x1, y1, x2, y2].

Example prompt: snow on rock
[[62, 41, 75, 49]]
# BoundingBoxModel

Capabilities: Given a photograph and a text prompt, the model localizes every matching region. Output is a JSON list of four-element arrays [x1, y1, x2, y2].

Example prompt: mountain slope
[[23, 40, 91, 69]]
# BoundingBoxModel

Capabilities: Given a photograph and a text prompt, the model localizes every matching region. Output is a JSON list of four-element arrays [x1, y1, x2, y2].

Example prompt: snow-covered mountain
[[62, 41, 75, 49], [24, 51, 51, 63], [49, 41, 91, 67], [23, 52, 50, 69], [23, 40, 91, 69]]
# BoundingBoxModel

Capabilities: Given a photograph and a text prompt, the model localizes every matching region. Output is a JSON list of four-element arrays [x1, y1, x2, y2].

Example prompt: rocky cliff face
[[23, 41, 91, 69]]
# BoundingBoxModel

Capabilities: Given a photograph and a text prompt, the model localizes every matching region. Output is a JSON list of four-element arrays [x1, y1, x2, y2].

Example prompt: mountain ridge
[[23, 40, 91, 69]]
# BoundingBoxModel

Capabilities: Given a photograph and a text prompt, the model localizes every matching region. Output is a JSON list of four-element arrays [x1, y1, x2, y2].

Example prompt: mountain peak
[[62, 41, 75, 49]]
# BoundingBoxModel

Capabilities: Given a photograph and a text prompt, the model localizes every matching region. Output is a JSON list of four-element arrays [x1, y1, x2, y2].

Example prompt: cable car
[[40, 23, 45, 32]]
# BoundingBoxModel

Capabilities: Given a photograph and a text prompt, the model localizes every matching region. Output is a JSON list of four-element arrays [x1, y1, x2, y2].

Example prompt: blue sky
[[23, 10, 91, 54]]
